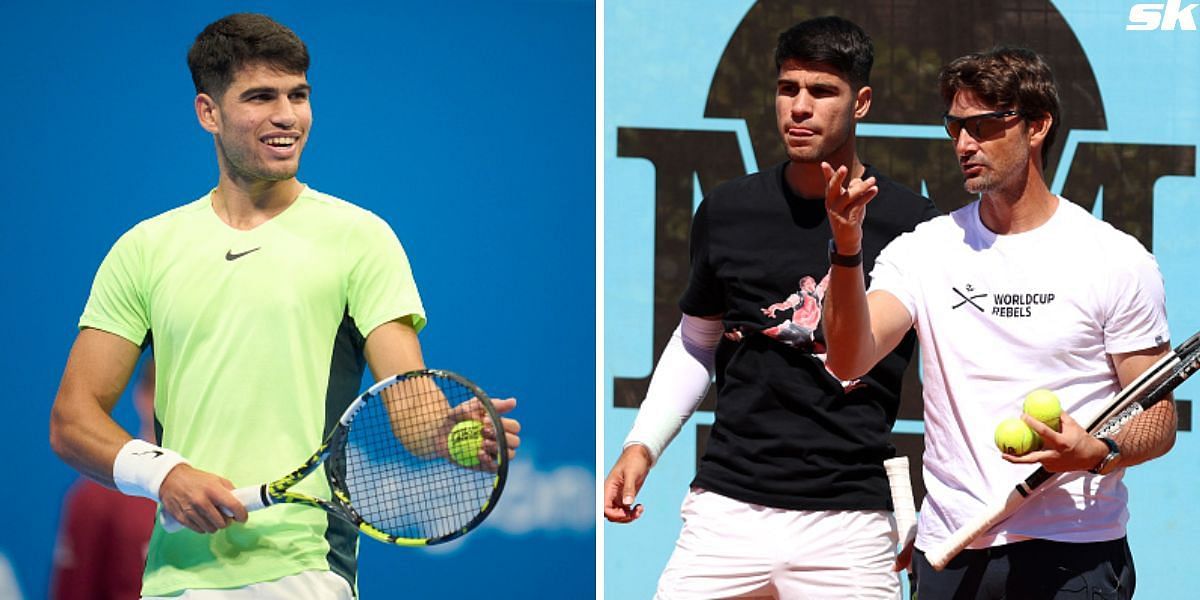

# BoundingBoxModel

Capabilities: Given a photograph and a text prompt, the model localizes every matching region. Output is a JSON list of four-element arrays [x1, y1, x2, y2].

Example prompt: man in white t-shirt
[[820, 46, 1177, 599]]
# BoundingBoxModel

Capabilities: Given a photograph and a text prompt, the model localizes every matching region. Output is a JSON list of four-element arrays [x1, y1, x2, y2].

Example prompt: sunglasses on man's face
[[943, 110, 1023, 140]]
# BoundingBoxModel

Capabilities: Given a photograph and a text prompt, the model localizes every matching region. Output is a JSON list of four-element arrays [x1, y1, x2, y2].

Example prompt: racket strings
[[327, 374, 500, 542]]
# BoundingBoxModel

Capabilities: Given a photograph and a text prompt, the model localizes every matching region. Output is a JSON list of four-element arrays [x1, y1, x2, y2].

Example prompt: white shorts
[[141, 569, 353, 600], [655, 488, 901, 600]]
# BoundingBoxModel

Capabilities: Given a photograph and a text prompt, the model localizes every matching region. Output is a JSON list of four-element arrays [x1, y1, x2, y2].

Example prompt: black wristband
[[1089, 437, 1121, 474], [828, 239, 863, 268]]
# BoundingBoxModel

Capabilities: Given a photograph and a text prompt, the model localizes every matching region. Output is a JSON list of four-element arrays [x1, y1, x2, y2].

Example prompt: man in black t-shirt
[[603, 16, 938, 599]]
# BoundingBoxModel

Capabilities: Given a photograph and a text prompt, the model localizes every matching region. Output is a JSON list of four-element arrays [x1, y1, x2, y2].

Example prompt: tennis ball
[[1023, 389, 1062, 432], [448, 420, 484, 467], [994, 417, 1039, 456]]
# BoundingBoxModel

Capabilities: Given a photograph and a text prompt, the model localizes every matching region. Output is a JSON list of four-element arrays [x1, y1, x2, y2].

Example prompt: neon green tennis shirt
[[79, 186, 425, 596]]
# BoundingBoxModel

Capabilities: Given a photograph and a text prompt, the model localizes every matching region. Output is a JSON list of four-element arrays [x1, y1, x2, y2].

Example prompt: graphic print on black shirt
[[679, 161, 939, 511], [730, 270, 868, 394], [732, 272, 827, 350]]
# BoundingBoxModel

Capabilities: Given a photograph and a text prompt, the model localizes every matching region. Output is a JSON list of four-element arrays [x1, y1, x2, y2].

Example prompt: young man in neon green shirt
[[49, 13, 522, 598]]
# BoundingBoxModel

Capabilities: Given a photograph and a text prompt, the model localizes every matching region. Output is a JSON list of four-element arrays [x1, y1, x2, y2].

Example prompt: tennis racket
[[160, 369, 508, 546], [885, 456, 918, 554], [885, 454, 918, 593], [926, 329, 1200, 570]]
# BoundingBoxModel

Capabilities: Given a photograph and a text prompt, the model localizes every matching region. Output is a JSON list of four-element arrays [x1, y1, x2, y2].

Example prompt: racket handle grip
[[233, 485, 269, 512], [884, 457, 917, 546], [925, 488, 1025, 571], [159, 485, 269, 533]]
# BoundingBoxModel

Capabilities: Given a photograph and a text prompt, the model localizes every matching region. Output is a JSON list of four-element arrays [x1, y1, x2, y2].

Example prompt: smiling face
[[196, 62, 312, 185], [774, 59, 870, 165]]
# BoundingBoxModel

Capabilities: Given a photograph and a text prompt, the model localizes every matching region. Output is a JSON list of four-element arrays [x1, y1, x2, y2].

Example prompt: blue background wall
[[0, 1, 595, 598], [604, 1, 1198, 598]]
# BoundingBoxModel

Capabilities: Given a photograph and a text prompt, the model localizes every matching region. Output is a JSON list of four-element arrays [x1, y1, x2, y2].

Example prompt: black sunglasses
[[943, 110, 1023, 140]]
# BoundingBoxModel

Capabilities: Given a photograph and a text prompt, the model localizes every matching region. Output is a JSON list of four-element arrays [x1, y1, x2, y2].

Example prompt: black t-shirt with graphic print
[[681, 161, 939, 510]]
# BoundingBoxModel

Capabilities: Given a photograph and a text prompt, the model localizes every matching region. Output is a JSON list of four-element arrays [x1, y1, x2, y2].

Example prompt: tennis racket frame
[[160, 369, 508, 546]]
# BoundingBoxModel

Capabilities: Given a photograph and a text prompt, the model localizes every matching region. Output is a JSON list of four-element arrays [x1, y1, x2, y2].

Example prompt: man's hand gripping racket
[[925, 330, 1200, 570], [160, 369, 513, 546]]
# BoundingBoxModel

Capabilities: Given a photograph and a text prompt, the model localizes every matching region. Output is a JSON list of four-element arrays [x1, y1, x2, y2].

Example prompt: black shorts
[[913, 537, 1134, 600]]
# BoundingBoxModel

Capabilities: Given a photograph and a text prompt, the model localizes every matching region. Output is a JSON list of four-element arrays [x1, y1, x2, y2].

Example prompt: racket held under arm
[[925, 330, 1200, 570]]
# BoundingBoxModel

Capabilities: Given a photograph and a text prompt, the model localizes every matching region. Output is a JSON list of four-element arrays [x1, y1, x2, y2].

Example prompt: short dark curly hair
[[774, 16, 873, 89], [187, 13, 309, 100]]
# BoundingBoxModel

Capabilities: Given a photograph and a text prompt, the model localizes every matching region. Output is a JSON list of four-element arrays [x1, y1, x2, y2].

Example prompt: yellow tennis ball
[[994, 417, 1039, 456], [1023, 389, 1062, 432], [448, 420, 484, 467]]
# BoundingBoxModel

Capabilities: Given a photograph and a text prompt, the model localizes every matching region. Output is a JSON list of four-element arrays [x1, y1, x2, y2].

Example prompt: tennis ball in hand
[[1023, 389, 1062, 432], [994, 417, 1039, 456], [448, 420, 484, 467]]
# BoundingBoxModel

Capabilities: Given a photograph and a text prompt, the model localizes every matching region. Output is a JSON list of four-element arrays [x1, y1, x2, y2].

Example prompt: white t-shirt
[[869, 197, 1169, 550]]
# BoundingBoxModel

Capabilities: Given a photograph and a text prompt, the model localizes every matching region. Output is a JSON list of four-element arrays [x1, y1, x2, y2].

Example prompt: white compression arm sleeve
[[623, 314, 724, 465]]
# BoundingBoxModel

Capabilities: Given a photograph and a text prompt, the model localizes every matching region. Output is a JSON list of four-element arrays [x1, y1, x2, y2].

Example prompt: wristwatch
[[1089, 437, 1121, 474], [828, 239, 863, 268]]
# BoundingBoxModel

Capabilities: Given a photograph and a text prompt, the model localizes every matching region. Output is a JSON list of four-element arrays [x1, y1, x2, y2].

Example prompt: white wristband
[[112, 439, 189, 502]]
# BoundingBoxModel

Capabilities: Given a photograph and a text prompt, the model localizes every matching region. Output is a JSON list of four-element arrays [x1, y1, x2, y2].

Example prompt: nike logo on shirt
[[225, 247, 262, 261]]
